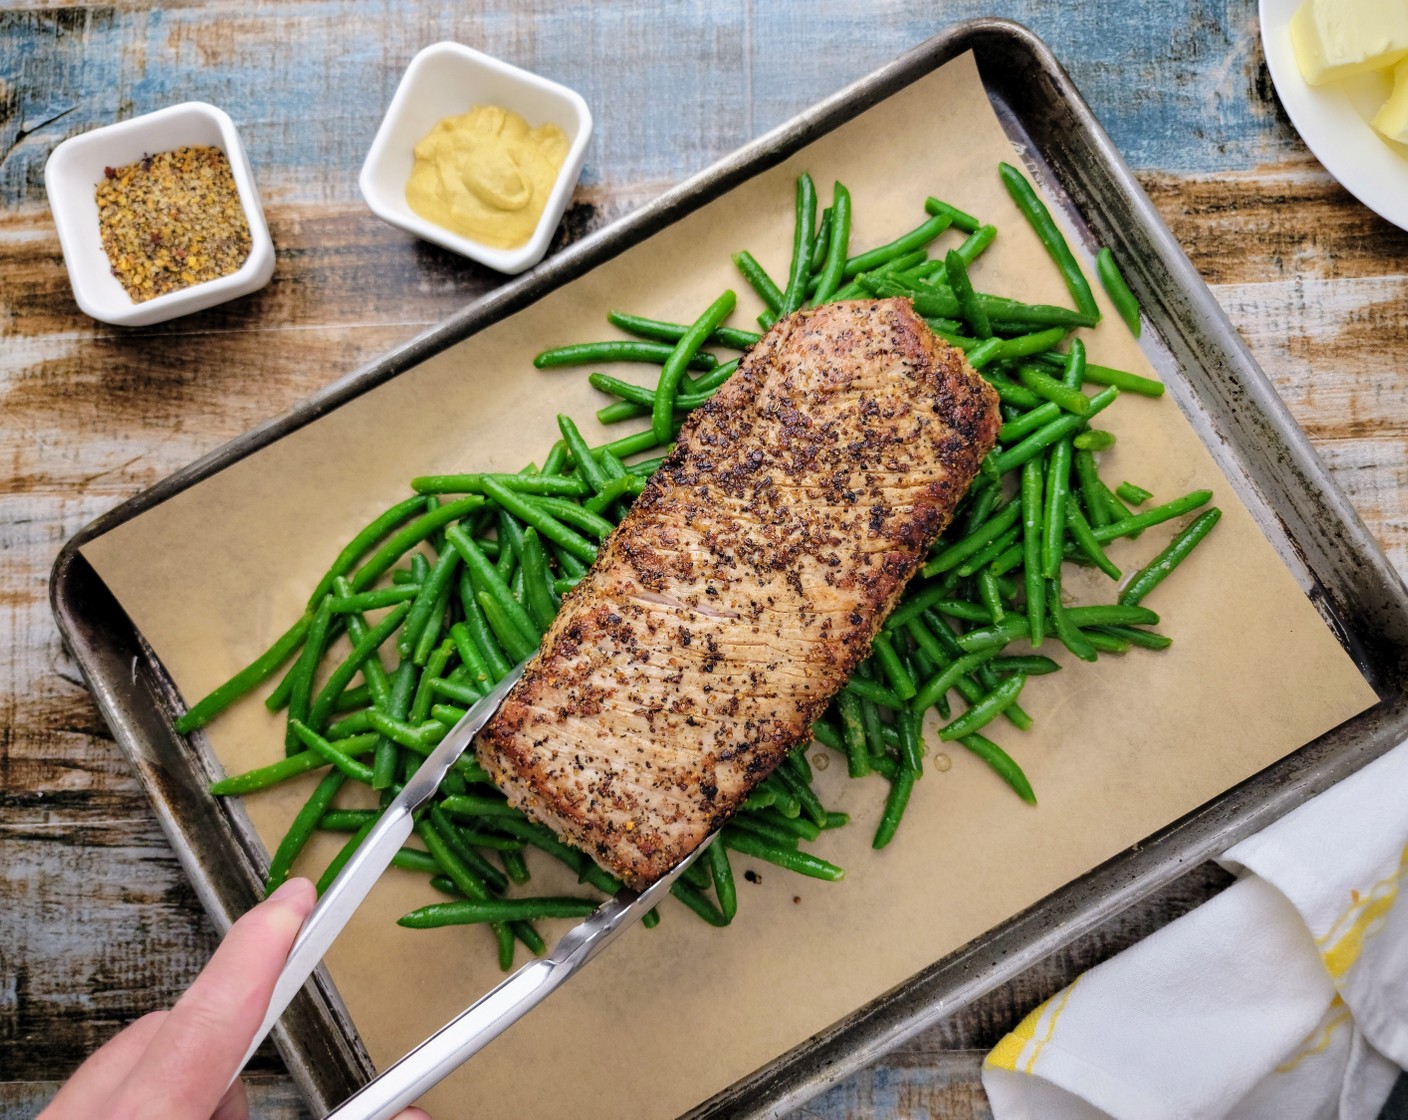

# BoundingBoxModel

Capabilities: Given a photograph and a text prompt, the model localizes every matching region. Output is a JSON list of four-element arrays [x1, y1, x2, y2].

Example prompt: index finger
[[104, 877, 317, 1119]]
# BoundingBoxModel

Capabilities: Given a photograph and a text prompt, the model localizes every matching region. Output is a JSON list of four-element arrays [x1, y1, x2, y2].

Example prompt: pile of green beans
[[180, 163, 1218, 970]]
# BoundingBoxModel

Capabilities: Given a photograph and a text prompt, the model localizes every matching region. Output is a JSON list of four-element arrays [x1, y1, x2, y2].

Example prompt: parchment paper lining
[[82, 52, 1376, 1120]]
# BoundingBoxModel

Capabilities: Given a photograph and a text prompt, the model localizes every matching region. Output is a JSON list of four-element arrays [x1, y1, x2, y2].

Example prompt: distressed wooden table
[[4, 2, 1406, 1117]]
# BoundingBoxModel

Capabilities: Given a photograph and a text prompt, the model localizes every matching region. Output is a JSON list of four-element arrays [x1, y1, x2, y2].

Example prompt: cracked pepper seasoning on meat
[[95, 145, 252, 303]]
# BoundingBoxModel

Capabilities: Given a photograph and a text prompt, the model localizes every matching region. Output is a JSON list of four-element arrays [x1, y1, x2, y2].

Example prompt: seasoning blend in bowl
[[45, 102, 275, 327], [359, 42, 592, 274]]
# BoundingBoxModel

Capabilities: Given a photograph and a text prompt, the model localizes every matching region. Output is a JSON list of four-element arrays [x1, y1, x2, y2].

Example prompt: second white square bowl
[[359, 42, 593, 275]]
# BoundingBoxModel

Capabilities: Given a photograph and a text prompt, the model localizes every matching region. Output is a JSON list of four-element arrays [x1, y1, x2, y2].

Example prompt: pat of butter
[[1374, 57, 1408, 140], [1291, 0, 1408, 85]]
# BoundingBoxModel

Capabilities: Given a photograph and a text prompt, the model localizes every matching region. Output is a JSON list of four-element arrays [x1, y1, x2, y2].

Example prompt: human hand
[[41, 878, 429, 1120]]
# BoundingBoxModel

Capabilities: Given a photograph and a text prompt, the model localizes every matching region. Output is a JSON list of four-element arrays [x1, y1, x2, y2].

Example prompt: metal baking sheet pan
[[51, 18, 1408, 1118]]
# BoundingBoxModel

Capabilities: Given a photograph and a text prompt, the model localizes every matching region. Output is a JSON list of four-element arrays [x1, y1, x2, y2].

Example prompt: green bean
[[531, 496, 616, 541], [1117, 481, 1153, 504], [1082, 629, 1129, 654], [409, 640, 455, 725], [289, 720, 376, 784], [923, 196, 981, 233], [316, 818, 376, 895], [961, 733, 1036, 804], [731, 250, 785, 312], [835, 690, 870, 778], [1041, 437, 1074, 586], [1073, 429, 1116, 452], [884, 583, 957, 631], [811, 181, 852, 305], [912, 648, 998, 714], [209, 746, 331, 797], [333, 684, 372, 712], [778, 173, 819, 316], [992, 656, 1060, 677], [411, 473, 591, 497], [964, 338, 1003, 370], [1096, 624, 1174, 650], [671, 881, 730, 927], [472, 591, 533, 664], [870, 632, 917, 701], [842, 676, 905, 711], [773, 763, 826, 828], [1017, 365, 1089, 416], [809, 207, 834, 275], [1065, 504, 1121, 580], [1118, 508, 1222, 606], [445, 525, 539, 651], [266, 769, 346, 892], [954, 615, 1031, 654], [347, 497, 483, 592], [722, 829, 844, 881], [977, 568, 1005, 622], [301, 496, 428, 607], [582, 475, 639, 515], [318, 808, 378, 831], [430, 805, 509, 893], [938, 673, 1026, 740], [368, 660, 413, 789], [980, 370, 1045, 410], [721, 813, 799, 849], [606, 309, 759, 352], [945, 248, 991, 338], [652, 290, 737, 442], [479, 476, 599, 567], [587, 373, 716, 415], [896, 709, 924, 775], [956, 526, 1021, 578], [923, 500, 1023, 578], [533, 340, 716, 371], [397, 550, 460, 661], [872, 767, 916, 850], [1047, 579, 1098, 663], [1091, 490, 1213, 543], [448, 622, 492, 691], [989, 386, 1119, 475], [329, 585, 421, 614], [708, 841, 737, 923], [325, 709, 374, 740], [1096, 247, 1141, 337], [999, 401, 1061, 444], [843, 212, 951, 280], [998, 161, 1099, 320], [399, 897, 599, 929], [303, 602, 411, 736], [176, 609, 314, 733], [1072, 449, 1111, 530], [1018, 456, 1047, 648], [998, 327, 1069, 361], [517, 527, 558, 633], [1037, 354, 1164, 398], [282, 596, 335, 750], [556, 413, 608, 493]]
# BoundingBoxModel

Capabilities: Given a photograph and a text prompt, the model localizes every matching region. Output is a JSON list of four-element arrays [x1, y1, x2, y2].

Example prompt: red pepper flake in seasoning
[[94, 145, 252, 303]]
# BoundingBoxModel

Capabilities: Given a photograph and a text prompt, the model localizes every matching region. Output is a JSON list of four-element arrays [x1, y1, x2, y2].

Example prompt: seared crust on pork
[[476, 298, 1001, 889]]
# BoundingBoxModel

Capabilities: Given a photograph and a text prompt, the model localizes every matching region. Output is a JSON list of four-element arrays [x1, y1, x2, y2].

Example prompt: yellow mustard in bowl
[[405, 105, 568, 250]]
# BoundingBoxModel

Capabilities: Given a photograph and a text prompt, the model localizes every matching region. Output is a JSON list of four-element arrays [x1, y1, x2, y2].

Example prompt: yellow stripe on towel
[[1318, 844, 1408, 980], [985, 976, 1081, 1074]]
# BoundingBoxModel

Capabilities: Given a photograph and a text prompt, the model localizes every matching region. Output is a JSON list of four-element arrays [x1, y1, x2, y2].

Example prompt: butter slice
[[1291, 0, 1408, 85], [1374, 57, 1408, 140]]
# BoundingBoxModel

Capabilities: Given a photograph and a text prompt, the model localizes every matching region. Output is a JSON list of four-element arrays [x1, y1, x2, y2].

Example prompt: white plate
[[1259, 0, 1408, 232]]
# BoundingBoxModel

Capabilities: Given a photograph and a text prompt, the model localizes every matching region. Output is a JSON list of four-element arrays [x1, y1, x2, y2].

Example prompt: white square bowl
[[359, 42, 593, 275], [44, 102, 275, 327]]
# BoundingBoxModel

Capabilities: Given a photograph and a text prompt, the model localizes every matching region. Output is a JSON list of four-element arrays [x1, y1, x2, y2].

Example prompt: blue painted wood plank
[[0, 0, 1299, 213]]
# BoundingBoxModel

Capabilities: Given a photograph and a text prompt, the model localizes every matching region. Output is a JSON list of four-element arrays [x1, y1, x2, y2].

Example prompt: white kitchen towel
[[982, 739, 1408, 1120]]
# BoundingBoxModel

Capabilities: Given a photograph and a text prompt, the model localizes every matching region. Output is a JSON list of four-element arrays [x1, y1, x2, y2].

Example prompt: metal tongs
[[236, 662, 705, 1119]]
